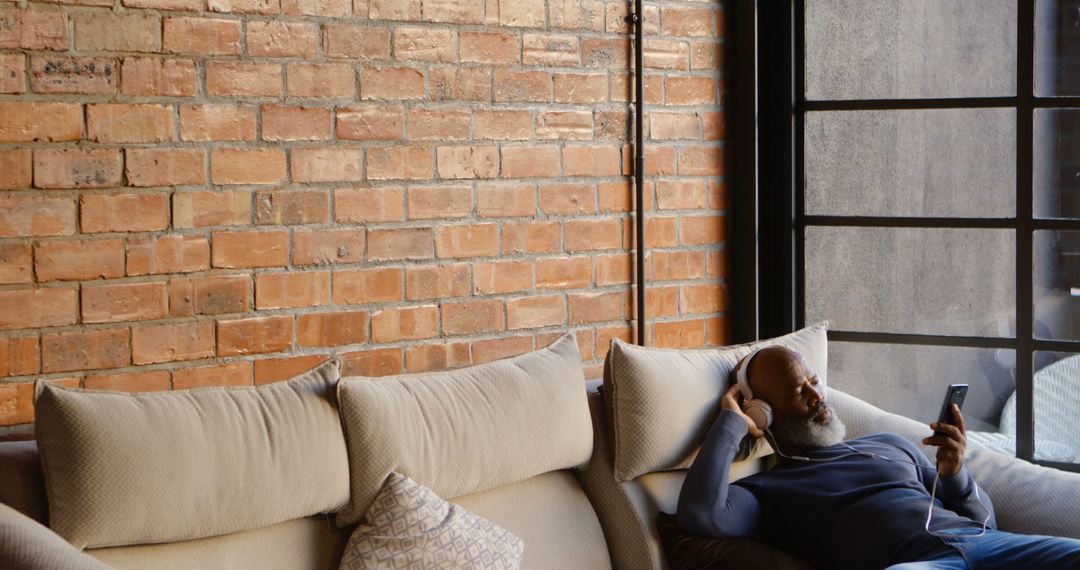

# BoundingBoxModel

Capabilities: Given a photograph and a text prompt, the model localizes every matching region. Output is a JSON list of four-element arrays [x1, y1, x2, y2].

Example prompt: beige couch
[[3, 327, 1080, 569]]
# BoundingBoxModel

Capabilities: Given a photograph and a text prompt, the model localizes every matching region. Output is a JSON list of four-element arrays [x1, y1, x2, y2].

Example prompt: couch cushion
[[0, 440, 48, 525], [655, 512, 812, 570], [34, 359, 349, 549], [335, 333, 592, 526], [0, 503, 110, 570], [339, 472, 524, 569], [603, 323, 828, 482]]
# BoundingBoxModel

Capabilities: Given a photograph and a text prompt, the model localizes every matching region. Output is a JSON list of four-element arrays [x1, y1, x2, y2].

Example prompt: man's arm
[[920, 404, 998, 529], [675, 385, 764, 538], [932, 465, 997, 529]]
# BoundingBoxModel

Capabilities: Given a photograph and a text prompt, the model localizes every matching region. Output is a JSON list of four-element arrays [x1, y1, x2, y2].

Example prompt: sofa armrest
[[0, 503, 111, 570]]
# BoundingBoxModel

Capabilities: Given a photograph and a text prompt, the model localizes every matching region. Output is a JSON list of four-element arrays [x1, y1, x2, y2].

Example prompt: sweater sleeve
[[935, 466, 997, 530], [675, 410, 763, 538]]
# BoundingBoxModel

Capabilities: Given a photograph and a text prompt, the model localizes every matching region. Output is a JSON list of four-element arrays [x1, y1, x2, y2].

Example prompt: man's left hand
[[922, 404, 966, 477]]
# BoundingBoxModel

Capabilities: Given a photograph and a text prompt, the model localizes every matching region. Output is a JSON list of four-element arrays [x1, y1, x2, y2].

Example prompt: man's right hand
[[721, 384, 766, 439]]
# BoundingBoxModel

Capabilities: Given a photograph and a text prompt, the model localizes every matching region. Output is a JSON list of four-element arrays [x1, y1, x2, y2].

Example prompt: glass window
[[1034, 230, 1080, 340], [1034, 109, 1080, 219], [1031, 351, 1080, 463], [1035, 0, 1080, 96]]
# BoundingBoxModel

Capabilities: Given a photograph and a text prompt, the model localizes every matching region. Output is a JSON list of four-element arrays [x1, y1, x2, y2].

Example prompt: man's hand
[[922, 403, 966, 476], [721, 384, 766, 439]]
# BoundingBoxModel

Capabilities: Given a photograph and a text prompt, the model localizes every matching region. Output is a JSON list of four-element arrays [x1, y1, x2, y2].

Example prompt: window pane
[[1034, 110, 1080, 219], [1034, 230, 1080, 340], [806, 227, 1015, 336], [829, 342, 1014, 434], [805, 0, 1017, 100], [805, 109, 1016, 217], [1030, 351, 1080, 463], [1035, 0, 1080, 96]]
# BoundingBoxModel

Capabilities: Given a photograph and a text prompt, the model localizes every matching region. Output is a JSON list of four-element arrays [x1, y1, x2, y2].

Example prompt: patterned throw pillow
[[339, 472, 525, 570]]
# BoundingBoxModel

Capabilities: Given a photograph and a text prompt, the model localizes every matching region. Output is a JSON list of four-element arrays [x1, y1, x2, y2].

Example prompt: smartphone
[[935, 384, 968, 434]]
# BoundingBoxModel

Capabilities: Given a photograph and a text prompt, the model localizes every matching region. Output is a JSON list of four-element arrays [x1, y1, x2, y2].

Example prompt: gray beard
[[770, 410, 847, 450]]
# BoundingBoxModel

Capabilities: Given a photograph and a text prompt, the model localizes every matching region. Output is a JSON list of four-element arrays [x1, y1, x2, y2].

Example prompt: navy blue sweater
[[675, 410, 997, 570]]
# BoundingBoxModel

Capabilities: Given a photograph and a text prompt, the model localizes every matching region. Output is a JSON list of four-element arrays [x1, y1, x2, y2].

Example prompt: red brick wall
[[0, 0, 727, 429]]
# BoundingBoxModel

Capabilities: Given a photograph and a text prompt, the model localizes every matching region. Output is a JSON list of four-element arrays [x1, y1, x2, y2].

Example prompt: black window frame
[[732, 0, 1080, 472]]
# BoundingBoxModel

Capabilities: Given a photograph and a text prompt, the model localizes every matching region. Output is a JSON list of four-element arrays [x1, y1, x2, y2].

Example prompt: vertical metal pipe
[[634, 0, 647, 346]]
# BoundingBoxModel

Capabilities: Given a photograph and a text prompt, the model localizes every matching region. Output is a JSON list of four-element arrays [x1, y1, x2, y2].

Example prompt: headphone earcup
[[742, 399, 773, 430]]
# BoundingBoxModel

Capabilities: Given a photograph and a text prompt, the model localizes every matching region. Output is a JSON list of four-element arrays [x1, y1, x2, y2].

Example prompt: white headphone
[[734, 348, 773, 430]]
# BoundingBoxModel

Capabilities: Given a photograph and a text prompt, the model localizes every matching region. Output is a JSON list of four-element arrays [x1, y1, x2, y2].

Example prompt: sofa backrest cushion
[[335, 332, 593, 527], [0, 439, 48, 525], [603, 323, 828, 482], [34, 359, 349, 550], [0, 503, 111, 570]]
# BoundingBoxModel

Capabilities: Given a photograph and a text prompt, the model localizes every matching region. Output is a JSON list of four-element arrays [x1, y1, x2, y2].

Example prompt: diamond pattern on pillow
[[339, 472, 524, 570]]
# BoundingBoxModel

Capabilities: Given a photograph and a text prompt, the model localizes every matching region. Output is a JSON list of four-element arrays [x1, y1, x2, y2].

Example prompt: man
[[675, 346, 1080, 569]]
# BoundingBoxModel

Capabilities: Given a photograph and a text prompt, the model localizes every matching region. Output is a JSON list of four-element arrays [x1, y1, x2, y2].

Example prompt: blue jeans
[[885, 529, 1080, 569]]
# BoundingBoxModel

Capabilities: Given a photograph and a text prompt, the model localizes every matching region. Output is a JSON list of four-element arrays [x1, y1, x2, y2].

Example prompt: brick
[[33, 149, 121, 189], [335, 186, 405, 223], [294, 228, 365, 265], [36, 239, 123, 282], [679, 146, 723, 176], [121, 57, 198, 97], [494, 69, 550, 102], [623, 144, 676, 176], [477, 183, 534, 217], [126, 148, 205, 187], [680, 282, 726, 315], [497, 0, 543, 26], [657, 180, 707, 210], [291, 147, 362, 183], [645, 39, 690, 71], [0, 244, 32, 284], [596, 325, 633, 358], [569, 291, 623, 324], [297, 311, 367, 347], [405, 264, 468, 300], [207, 61, 280, 97], [630, 216, 679, 249], [405, 342, 469, 373], [212, 230, 288, 268], [262, 106, 331, 141], [255, 189, 328, 225], [170, 274, 250, 316], [565, 219, 621, 252], [29, 56, 114, 94], [707, 250, 726, 279], [81, 193, 169, 233], [75, 13, 160, 52], [707, 316, 729, 346], [550, 0, 603, 30], [596, 253, 633, 285], [691, 40, 723, 71], [218, 315, 293, 356], [408, 185, 471, 219], [539, 183, 594, 215], [523, 34, 579, 66], [554, 73, 606, 103], [653, 319, 706, 349], [442, 299, 503, 335], [1, 380, 76, 426], [423, 0, 485, 24], [612, 73, 663, 104], [367, 227, 433, 261], [208, 0, 280, 14], [663, 6, 713, 37], [393, 27, 455, 62], [436, 146, 498, 179], [474, 110, 532, 141], [366, 146, 432, 180], [505, 295, 565, 330], [0, 149, 31, 189], [173, 190, 250, 228], [703, 111, 725, 141], [605, 3, 659, 34], [536, 256, 591, 290], [254, 354, 327, 385], [460, 31, 518, 64], [502, 221, 560, 254], [256, 271, 329, 309], [211, 148, 286, 185], [361, 66, 425, 100], [582, 38, 629, 68], [370, 0, 419, 20], [333, 267, 401, 304], [43, 329, 130, 372], [501, 146, 559, 178], [125, 0, 204, 9], [84, 370, 170, 392], [0, 195, 75, 237], [324, 24, 389, 59], [287, 63, 354, 98], [337, 105, 403, 140], [631, 286, 678, 318], [666, 76, 717, 105], [127, 235, 210, 276], [471, 336, 532, 364], [681, 215, 725, 246], [339, 347, 402, 377], [596, 111, 629, 140], [132, 321, 214, 364], [652, 250, 706, 281], [164, 17, 241, 55], [563, 146, 620, 177], [1, 9, 68, 51], [650, 112, 701, 141], [436, 224, 498, 259], [280, 0, 348, 15], [407, 108, 469, 141], [173, 361, 251, 390], [0, 288, 77, 331], [429, 67, 491, 102], [0, 102, 81, 142], [180, 105, 256, 142], [371, 305, 438, 342], [87, 104, 173, 144], [247, 20, 316, 58], [82, 281, 167, 323], [537, 111, 592, 140], [473, 259, 531, 294]]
